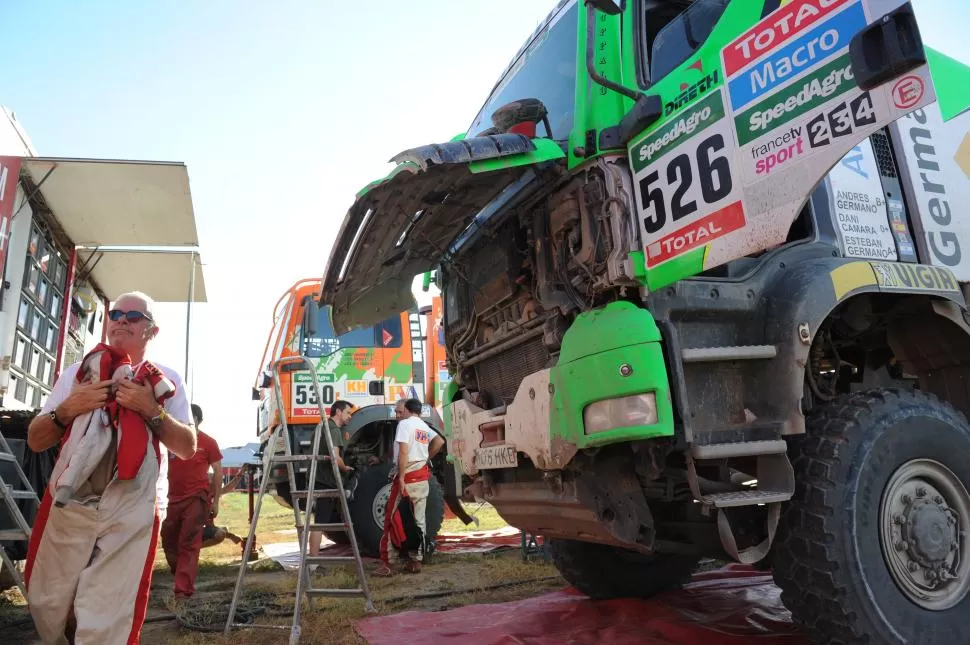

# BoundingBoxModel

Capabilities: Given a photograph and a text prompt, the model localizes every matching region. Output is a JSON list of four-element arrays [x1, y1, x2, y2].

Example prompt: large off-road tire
[[773, 388, 970, 645], [549, 538, 699, 599], [346, 463, 445, 558]]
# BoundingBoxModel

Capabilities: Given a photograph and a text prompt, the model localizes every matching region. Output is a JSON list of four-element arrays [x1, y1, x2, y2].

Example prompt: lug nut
[[909, 561, 920, 572], [902, 494, 912, 504], [895, 515, 905, 525], [917, 487, 927, 497], [935, 496, 944, 504]]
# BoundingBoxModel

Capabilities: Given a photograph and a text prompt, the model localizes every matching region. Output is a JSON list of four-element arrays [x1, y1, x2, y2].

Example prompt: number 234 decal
[[639, 133, 734, 235]]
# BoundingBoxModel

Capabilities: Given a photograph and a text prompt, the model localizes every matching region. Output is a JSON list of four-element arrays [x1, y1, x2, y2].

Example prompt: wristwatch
[[49, 410, 67, 430], [147, 407, 167, 429]]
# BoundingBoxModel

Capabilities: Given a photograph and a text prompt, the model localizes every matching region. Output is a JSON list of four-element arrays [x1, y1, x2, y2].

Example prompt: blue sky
[[0, 0, 965, 449], [0, 0, 553, 448]]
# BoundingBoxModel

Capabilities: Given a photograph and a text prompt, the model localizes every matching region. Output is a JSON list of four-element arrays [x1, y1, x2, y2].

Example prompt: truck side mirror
[[586, 0, 624, 15], [303, 298, 319, 337]]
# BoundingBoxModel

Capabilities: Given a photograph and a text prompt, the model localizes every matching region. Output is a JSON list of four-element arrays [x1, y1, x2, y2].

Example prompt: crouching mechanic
[[375, 398, 444, 576], [24, 291, 196, 645], [161, 403, 223, 600]]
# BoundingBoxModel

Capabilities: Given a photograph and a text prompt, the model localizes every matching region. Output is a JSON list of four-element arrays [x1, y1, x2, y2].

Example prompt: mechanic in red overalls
[[160, 403, 223, 600]]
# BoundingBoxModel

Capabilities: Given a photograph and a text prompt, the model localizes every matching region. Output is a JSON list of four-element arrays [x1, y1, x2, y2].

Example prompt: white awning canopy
[[76, 248, 207, 303], [22, 157, 199, 247]]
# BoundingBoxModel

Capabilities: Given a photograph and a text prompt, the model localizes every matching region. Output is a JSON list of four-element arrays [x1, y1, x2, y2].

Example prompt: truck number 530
[[294, 383, 335, 406]]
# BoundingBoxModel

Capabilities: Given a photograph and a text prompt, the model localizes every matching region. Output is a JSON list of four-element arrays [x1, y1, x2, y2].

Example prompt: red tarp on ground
[[354, 564, 808, 645]]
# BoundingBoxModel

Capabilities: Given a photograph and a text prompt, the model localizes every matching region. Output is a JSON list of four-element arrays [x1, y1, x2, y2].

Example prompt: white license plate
[[476, 444, 518, 469]]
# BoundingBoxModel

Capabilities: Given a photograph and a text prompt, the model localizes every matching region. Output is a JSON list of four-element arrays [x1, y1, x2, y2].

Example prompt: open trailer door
[[319, 134, 565, 333]]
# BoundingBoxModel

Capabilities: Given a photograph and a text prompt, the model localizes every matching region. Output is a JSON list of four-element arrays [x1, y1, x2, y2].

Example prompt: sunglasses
[[108, 309, 153, 323]]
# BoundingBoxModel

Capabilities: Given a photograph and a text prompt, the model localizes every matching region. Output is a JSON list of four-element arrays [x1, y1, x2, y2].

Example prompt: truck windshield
[[466, 0, 578, 144], [302, 306, 403, 358]]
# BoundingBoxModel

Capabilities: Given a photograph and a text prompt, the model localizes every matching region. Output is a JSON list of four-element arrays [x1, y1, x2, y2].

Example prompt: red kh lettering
[[723, 0, 850, 77], [647, 202, 746, 267]]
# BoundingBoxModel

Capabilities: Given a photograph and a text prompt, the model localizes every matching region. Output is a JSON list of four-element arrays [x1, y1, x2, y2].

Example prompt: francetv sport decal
[[628, 89, 745, 268], [694, 0, 940, 274]]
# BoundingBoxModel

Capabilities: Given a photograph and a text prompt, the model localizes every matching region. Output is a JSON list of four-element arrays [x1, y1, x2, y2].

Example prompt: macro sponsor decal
[[633, 91, 725, 172], [722, 0, 852, 77], [736, 54, 855, 145], [747, 125, 808, 180], [870, 261, 960, 293], [726, 0, 866, 111], [665, 60, 720, 116], [892, 75, 925, 110], [646, 201, 746, 267]]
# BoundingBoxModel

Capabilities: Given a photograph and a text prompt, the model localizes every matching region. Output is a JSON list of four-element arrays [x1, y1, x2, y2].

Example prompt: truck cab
[[253, 278, 462, 556]]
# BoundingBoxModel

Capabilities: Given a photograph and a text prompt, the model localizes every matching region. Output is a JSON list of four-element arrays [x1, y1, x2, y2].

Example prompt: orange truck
[[252, 277, 467, 556]]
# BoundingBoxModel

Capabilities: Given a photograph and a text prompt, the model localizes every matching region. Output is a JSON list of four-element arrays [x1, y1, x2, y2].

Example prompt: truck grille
[[870, 130, 897, 178], [475, 337, 551, 406]]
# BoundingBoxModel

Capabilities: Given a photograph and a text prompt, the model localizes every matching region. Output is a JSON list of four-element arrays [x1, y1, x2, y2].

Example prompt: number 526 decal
[[628, 90, 745, 268]]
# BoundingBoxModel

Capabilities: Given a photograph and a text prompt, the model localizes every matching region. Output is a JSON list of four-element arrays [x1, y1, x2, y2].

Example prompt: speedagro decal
[[723, 0, 852, 77], [727, 0, 866, 111], [633, 91, 724, 172], [737, 54, 855, 145]]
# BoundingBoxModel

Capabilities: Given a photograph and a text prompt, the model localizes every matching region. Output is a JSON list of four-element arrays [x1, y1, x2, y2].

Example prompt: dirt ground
[[0, 494, 563, 644]]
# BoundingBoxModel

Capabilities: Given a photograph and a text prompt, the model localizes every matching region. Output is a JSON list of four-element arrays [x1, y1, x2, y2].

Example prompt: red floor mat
[[354, 564, 808, 645]]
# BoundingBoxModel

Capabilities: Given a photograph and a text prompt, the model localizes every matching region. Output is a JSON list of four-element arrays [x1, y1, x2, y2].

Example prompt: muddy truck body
[[252, 279, 461, 557], [318, 1, 970, 642]]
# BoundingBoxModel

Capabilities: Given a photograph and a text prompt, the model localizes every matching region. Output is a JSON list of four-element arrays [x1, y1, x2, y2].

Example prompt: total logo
[[646, 202, 746, 267], [724, 0, 851, 76], [725, 0, 865, 110]]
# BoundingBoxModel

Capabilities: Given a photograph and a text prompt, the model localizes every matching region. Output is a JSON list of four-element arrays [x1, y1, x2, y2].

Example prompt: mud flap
[[624, 0, 970, 291]]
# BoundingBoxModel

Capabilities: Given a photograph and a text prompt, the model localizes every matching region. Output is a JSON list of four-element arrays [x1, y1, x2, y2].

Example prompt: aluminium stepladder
[[225, 356, 375, 645], [0, 428, 40, 598]]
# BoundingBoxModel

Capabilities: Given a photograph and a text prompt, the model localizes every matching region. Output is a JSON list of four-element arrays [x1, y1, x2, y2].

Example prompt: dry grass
[[2, 493, 564, 645]]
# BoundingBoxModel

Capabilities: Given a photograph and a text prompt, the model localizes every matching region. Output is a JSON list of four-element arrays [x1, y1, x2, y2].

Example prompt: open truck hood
[[319, 133, 565, 333]]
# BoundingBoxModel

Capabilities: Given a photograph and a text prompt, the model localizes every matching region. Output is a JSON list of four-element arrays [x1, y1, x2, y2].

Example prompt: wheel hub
[[372, 483, 391, 531], [880, 459, 970, 610]]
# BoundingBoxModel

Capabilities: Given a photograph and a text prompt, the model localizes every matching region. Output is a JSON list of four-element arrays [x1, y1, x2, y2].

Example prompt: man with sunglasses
[[25, 291, 196, 645]]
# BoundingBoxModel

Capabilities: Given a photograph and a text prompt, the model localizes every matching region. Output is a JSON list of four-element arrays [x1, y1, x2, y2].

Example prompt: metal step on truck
[[252, 278, 465, 558], [316, 1, 970, 643]]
